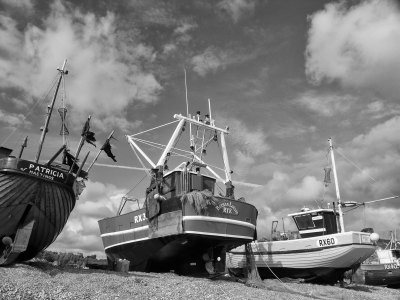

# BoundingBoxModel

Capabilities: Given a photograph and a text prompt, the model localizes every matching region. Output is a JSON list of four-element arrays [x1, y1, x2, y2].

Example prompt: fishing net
[[243, 243, 263, 287], [180, 189, 217, 215]]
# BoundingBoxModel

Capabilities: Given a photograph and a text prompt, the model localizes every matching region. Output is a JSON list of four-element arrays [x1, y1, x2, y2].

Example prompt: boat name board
[[214, 201, 238, 216], [18, 161, 66, 183], [384, 263, 399, 270], [134, 213, 147, 224], [316, 237, 338, 247]]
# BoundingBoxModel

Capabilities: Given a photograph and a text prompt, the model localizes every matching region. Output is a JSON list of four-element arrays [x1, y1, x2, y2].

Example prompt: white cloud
[[0, 0, 162, 131], [294, 91, 357, 117], [191, 46, 225, 76], [305, 0, 400, 99], [272, 123, 316, 138], [0, 109, 31, 128], [218, 0, 257, 23], [360, 100, 400, 120], [239, 116, 400, 239], [48, 180, 131, 256], [1, 0, 33, 10]]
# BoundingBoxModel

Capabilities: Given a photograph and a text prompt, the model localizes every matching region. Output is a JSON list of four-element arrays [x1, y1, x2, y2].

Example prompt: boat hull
[[360, 264, 400, 286], [227, 232, 375, 283], [0, 157, 76, 264], [98, 196, 258, 276]]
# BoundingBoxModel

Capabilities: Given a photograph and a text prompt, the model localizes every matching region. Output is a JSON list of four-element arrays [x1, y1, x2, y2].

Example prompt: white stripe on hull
[[101, 225, 149, 237], [183, 216, 255, 229], [227, 244, 375, 270], [104, 237, 149, 250]]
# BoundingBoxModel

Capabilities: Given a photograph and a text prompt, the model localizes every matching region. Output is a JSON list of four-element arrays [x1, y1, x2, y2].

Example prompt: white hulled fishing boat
[[227, 138, 397, 284]]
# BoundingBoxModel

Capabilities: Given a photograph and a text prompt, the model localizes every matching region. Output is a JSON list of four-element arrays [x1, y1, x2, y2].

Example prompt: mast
[[35, 60, 68, 163], [86, 130, 114, 173], [328, 138, 345, 233]]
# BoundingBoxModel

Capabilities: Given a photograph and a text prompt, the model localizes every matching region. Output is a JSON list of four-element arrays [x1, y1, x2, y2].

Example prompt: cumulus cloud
[[360, 100, 400, 120], [218, 0, 257, 23], [245, 116, 400, 238], [48, 180, 131, 256], [1, 0, 33, 10], [294, 91, 358, 117], [191, 46, 225, 76], [305, 0, 400, 99], [0, 109, 31, 128], [0, 0, 162, 132]]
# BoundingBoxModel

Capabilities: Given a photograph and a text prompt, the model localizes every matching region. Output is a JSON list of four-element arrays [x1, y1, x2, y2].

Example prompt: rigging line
[[2, 73, 60, 149], [136, 139, 193, 161], [129, 120, 179, 137], [132, 137, 226, 171], [91, 163, 149, 171], [123, 174, 147, 199], [334, 147, 396, 197], [132, 137, 193, 155], [271, 152, 329, 205]]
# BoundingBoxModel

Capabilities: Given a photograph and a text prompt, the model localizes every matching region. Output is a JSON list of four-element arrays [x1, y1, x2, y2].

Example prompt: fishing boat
[[98, 107, 258, 276], [227, 138, 397, 284], [0, 60, 115, 265], [358, 232, 400, 286]]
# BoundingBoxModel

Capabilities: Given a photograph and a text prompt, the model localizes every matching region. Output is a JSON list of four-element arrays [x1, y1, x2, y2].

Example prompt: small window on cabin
[[203, 177, 215, 194], [162, 174, 175, 194], [294, 214, 315, 230]]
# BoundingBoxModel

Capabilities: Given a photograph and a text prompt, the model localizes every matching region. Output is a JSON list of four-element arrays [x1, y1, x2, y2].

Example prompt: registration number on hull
[[384, 264, 399, 270], [316, 237, 338, 247]]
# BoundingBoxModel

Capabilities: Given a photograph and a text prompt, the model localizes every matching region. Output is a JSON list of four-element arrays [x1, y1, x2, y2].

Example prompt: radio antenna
[[184, 69, 189, 117], [184, 69, 193, 150]]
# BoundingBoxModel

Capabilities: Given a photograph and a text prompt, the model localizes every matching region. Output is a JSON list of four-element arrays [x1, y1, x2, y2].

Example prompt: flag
[[81, 119, 96, 147], [62, 149, 88, 179], [62, 149, 76, 167], [101, 139, 117, 162]]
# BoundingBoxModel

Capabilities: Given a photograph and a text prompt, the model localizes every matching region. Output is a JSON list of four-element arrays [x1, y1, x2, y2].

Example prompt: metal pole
[[18, 136, 28, 159], [35, 60, 67, 163], [329, 138, 345, 233], [86, 130, 114, 173]]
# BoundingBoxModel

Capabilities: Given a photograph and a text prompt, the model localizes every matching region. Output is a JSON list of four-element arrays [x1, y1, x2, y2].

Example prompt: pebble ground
[[1, 261, 400, 300]]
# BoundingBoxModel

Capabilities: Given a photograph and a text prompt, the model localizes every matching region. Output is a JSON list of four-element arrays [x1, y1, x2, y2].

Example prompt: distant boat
[[227, 138, 396, 284], [0, 60, 113, 265], [358, 232, 400, 286], [98, 108, 258, 276]]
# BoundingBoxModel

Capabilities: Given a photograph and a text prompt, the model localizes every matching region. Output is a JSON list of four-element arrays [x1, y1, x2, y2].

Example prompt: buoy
[[205, 261, 214, 274], [370, 233, 379, 242], [202, 253, 210, 262], [2, 236, 12, 246]]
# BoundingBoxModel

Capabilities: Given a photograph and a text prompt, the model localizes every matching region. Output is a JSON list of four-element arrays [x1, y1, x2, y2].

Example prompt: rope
[[1, 74, 59, 149], [129, 120, 179, 137], [253, 242, 295, 290], [334, 147, 396, 197], [123, 175, 147, 199]]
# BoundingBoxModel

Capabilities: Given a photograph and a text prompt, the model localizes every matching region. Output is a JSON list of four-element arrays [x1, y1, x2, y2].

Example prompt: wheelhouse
[[288, 209, 339, 239]]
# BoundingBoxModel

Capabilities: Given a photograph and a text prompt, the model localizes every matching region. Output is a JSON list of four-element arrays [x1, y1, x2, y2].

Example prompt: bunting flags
[[81, 119, 96, 147], [101, 136, 117, 162]]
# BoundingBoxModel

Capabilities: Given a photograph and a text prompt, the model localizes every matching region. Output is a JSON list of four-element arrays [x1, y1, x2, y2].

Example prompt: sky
[[1, 0, 400, 258]]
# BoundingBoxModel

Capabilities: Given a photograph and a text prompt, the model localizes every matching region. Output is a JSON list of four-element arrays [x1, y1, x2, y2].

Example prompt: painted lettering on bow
[[316, 237, 338, 247], [134, 213, 147, 223], [384, 264, 399, 270], [215, 202, 238, 215], [17, 161, 66, 183]]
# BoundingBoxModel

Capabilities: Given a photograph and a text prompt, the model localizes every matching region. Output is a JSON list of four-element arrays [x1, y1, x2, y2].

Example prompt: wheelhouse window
[[293, 214, 315, 230]]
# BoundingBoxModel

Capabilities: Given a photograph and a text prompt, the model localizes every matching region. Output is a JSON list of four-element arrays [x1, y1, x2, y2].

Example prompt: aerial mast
[[35, 60, 68, 163], [328, 138, 345, 233]]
